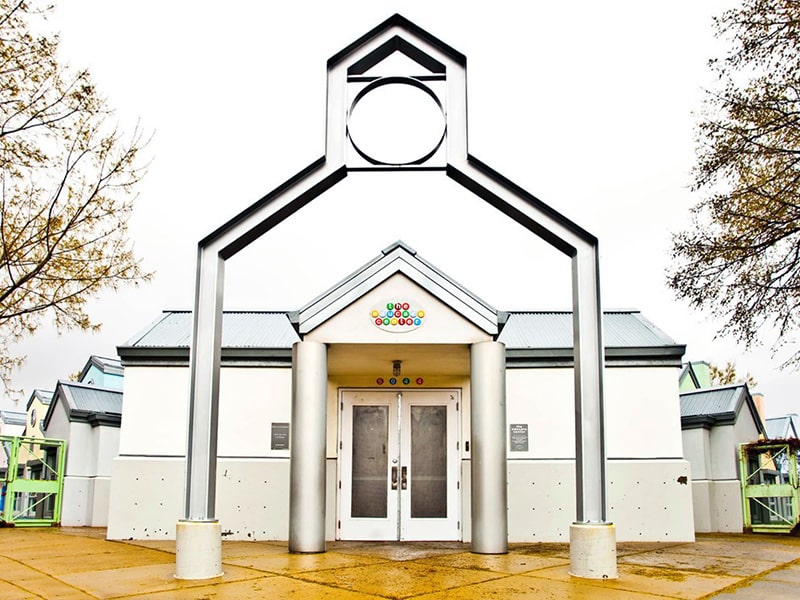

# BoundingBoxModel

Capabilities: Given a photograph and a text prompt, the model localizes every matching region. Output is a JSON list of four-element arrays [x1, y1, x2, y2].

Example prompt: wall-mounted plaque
[[509, 423, 529, 452], [271, 422, 290, 450]]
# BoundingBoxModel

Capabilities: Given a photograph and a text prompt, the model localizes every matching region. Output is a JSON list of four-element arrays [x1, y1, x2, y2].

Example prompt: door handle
[[401, 466, 407, 490], [391, 466, 398, 490]]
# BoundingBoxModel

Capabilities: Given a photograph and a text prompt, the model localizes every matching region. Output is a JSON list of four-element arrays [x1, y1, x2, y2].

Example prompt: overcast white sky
[[5, 1, 799, 419]]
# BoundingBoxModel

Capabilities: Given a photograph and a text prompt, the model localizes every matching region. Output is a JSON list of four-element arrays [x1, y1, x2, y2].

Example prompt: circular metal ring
[[347, 76, 446, 166]]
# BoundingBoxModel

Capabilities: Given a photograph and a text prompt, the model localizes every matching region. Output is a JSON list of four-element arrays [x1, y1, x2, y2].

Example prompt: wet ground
[[1, 528, 799, 598]]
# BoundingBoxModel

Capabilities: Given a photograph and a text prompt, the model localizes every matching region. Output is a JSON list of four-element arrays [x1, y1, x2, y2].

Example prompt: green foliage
[[668, 0, 800, 368], [0, 0, 151, 391]]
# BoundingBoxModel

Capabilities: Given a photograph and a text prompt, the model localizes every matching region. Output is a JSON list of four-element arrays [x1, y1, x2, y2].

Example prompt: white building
[[680, 383, 765, 533], [108, 242, 694, 543], [42, 379, 122, 526]]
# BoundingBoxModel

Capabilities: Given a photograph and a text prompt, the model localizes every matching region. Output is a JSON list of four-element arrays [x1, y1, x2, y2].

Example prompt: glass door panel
[[351, 406, 389, 518], [410, 405, 447, 518]]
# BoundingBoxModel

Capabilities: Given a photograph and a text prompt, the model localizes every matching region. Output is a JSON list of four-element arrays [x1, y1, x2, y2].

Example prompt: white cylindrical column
[[470, 341, 508, 554], [175, 520, 223, 579], [289, 341, 328, 553], [569, 522, 617, 579]]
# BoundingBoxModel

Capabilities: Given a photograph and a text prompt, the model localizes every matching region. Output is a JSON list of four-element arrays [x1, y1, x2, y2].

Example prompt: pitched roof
[[499, 311, 684, 365], [680, 384, 766, 434], [765, 414, 800, 440], [25, 389, 54, 411], [119, 311, 300, 361], [0, 410, 27, 426], [43, 381, 123, 429], [119, 245, 684, 367], [295, 241, 499, 335], [120, 308, 683, 366], [78, 355, 123, 381]]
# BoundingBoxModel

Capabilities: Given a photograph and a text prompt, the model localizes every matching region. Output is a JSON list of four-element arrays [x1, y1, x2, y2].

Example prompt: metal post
[[289, 341, 328, 553], [569, 244, 616, 579], [176, 246, 224, 580], [571, 245, 606, 523], [470, 341, 508, 554]]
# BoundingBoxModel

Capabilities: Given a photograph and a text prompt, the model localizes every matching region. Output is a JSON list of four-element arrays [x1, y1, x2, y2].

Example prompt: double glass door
[[338, 389, 460, 541]]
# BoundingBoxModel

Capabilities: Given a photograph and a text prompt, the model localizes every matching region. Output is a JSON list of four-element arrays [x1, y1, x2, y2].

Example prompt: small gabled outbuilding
[[680, 383, 766, 532], [42, 380, 122, 526]]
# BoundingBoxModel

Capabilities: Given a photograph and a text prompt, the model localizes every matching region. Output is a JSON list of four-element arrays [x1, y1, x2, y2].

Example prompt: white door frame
[[338, 388, 461, 541]]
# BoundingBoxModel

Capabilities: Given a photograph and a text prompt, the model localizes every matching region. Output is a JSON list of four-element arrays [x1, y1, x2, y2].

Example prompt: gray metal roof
[[680, 386, 743, 418], [120, 307, 683, 367], [79, 355, 123, 380], [765, 414, 800, 440], [119, 311, 300, 361], [500, 310, 684, 366], [43, 381, 123, 429], [0, 410, 27, 426], [118, 247, 683, 367], [679, 384, 766, 434], [499, 311, 677, 349], [60, 382, 122, 415]]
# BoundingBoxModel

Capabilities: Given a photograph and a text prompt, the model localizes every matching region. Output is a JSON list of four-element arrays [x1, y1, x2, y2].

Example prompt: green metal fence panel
[[1, 435, 66, 527], [739, 441, 800, 534]]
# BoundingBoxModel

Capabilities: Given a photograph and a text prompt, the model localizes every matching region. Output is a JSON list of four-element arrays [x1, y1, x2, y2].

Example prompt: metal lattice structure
[[739, 441, 800, 534], [0, 435, 66, 527]]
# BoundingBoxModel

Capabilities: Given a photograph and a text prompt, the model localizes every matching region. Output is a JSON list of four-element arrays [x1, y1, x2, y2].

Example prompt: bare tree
[[1, 0, 151, 391], [668, 0, 800, 368]]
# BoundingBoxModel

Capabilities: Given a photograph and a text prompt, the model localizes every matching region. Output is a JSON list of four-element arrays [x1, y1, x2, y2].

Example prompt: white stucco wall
[[506, 458, 694, 542], [42, 393, 120, 526], [109, 364, 294, 539], [506, 369, 574, 458], [682, 427, 711, 481], [118, 367, 189, 456], [605, 367, 684, 458], [118, 365, 293, 459], [506, 366, 683, 459], [681, 406, 761, 533], [110, 358, 693, 542]]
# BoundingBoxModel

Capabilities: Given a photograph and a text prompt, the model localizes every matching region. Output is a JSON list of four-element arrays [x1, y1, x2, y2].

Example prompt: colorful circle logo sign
[[370, 301, 425, 332]]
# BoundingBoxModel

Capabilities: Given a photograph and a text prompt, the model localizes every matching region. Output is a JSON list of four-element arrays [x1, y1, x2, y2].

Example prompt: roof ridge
[[57, 380, 123, 394]]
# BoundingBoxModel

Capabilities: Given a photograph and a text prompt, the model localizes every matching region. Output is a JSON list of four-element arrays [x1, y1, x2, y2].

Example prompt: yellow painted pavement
[[0, 528, 798, 599]]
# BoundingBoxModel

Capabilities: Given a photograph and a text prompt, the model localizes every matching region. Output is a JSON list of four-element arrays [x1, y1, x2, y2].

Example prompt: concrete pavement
[[0, 528, 798, 598]]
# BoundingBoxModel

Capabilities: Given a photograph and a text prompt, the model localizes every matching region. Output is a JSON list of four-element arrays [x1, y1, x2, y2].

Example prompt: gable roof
[[765, 414, 800, 440], [78, 356, 123, 382], [118, 244, 682, 367], [680, 383, 766, 434], [294, 241, 499, 335], [26, 389, 54, 411], [43, 381, 123, 429]]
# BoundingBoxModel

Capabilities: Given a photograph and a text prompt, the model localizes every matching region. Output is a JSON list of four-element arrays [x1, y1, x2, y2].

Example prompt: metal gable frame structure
[[180, 14, 613, 579]]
